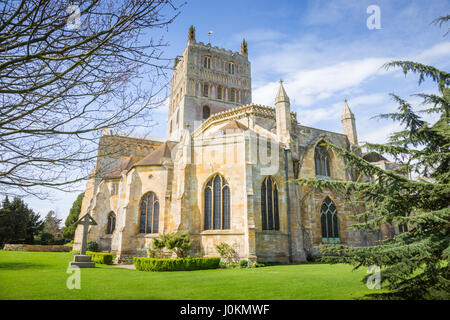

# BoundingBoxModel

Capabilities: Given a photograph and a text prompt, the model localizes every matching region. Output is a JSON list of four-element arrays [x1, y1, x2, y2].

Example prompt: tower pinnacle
[[188, 25, 196, 43], [275, 79, 290, 104], [341, 99, 358, 145], [240, 38, 248, 56], [275, 80, 291, 145]]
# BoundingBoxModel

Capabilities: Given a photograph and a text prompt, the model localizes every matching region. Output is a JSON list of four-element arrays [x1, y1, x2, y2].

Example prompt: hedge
[[133, 257, 220, 272], [70, 251, 114, 265]]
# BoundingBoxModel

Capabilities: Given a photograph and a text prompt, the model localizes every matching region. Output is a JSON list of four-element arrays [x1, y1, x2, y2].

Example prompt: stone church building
[[73, 26, 393, 262]]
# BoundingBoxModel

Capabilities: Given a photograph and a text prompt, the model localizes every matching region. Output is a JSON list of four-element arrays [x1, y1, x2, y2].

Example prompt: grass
[[0, 250, 381, 300]]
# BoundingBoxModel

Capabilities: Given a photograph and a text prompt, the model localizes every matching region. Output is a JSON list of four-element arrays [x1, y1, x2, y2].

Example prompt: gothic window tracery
[[139, 192, 159, 234], [320, 197, 340, 243], [106, 211, 116, 234], [204, 174, 230, 230], [315, 143, 331, 178], [261, 177, 279, 230]]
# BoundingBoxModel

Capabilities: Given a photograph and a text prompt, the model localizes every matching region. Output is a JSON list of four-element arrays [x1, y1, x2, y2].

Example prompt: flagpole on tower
[[208, 30, 214, 44]]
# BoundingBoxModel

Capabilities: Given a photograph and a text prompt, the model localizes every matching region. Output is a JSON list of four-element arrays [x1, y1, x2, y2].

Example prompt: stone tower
[[166, 26, 252, 140], [275, 80, 291, 145], [341, 99, 358, 145]]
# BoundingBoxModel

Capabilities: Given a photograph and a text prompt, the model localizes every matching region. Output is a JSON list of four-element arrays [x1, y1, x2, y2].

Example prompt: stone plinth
[[69, 255, 95, 268]]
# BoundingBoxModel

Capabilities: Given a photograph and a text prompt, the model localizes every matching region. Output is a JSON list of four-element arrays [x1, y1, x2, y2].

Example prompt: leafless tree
[[0, 0, 183, 198]]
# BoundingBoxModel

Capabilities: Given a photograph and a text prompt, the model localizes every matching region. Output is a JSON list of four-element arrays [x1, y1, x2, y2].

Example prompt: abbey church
[[73, 26, 397, 262]]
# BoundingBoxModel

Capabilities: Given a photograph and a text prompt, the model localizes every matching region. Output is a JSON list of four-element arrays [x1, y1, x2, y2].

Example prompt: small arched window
[[217, 86, 223, 100], [204, 174, 230, 230], [202, 105, 210, 120], [139, 192, 159, 234], [261, 177, 279, 230], [315, 143, 331, 177], [230, 88, 236, 103], [227, 62, 235, 74], [106, 212, 116, 234], [203, 83, 209, 97], [320, 197, 340, 243], [204, 56, 211, 69]]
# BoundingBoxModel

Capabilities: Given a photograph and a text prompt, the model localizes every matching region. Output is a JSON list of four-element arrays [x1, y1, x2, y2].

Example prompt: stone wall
[[3, 244, 72, 252]]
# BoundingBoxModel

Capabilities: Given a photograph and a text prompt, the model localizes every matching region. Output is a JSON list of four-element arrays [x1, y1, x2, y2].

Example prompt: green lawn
[[0, 250, 380, 300]]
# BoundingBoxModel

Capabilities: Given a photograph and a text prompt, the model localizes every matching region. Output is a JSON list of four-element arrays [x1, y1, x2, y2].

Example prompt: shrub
[[160, 231, 192, 258], [86, 240, 99, 252], [70, 250, 114, 265], [215, 242, 239, 264], [133, 257, 220, 272], [89, 252, 114, 265], [146, 238, 165, 258], [239, 260, 249, 268], [52, 238, 66, 245], [147, 232, 193, 258], [39, 231, 54, 245]]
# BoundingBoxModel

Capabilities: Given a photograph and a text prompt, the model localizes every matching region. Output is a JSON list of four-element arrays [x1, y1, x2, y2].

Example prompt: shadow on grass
[[0, 262, 47, 270]]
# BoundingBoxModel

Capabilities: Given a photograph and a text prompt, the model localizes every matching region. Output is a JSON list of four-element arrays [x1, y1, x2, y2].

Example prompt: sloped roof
[[363, 151, 387, 163], [217, 119, 248, 133], [103, 156, 134, 179], [134, 141, 174, 167]]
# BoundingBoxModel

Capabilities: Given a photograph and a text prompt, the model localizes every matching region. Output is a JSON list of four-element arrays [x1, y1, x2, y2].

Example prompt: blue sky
[[28, 0, 450, 222]]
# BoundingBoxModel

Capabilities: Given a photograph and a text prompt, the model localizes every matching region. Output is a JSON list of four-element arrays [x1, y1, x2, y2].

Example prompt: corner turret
[[341, 99, 358, 145], [275, 80, 291, 145]]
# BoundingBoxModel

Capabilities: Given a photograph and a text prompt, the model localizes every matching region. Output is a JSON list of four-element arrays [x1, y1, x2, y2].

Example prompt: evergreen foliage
[[0, 197, 44, 246], [147, 231, 193, 258], [134, 257, 220, 272], [295, 17, 450, 299], [62, 193, 84, 240]]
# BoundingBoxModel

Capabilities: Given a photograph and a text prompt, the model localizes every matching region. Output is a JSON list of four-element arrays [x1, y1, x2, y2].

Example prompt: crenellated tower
[[166, 25, 252, 140]]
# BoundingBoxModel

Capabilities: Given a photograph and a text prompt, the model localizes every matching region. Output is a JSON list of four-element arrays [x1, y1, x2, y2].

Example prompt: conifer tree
[[62, 193, 84, 240], [0, 197, 43, 246], [295, 16, 449, 299]]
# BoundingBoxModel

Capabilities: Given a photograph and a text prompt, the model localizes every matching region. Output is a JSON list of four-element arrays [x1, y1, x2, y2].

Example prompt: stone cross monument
[[69, 213, 97, 268]]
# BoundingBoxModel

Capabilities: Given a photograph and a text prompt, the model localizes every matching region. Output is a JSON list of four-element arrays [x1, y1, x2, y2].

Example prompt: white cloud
[[413, 42, 450, 64], [252, 58, 389, 107], [359, 122, 402, 144]]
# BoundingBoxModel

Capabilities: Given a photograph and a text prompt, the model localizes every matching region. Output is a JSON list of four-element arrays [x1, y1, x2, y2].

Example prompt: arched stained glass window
[[315, 143, 331, 177], [320, 197, 340, 243], [139, 192, 159, 234], [106, 212, 116, 234], [261, 177, 279, 230], [204, 174, 230, 230]]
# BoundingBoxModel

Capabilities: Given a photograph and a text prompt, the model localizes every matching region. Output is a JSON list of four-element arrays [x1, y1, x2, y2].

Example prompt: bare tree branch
[[0, 0, 183, 198]]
